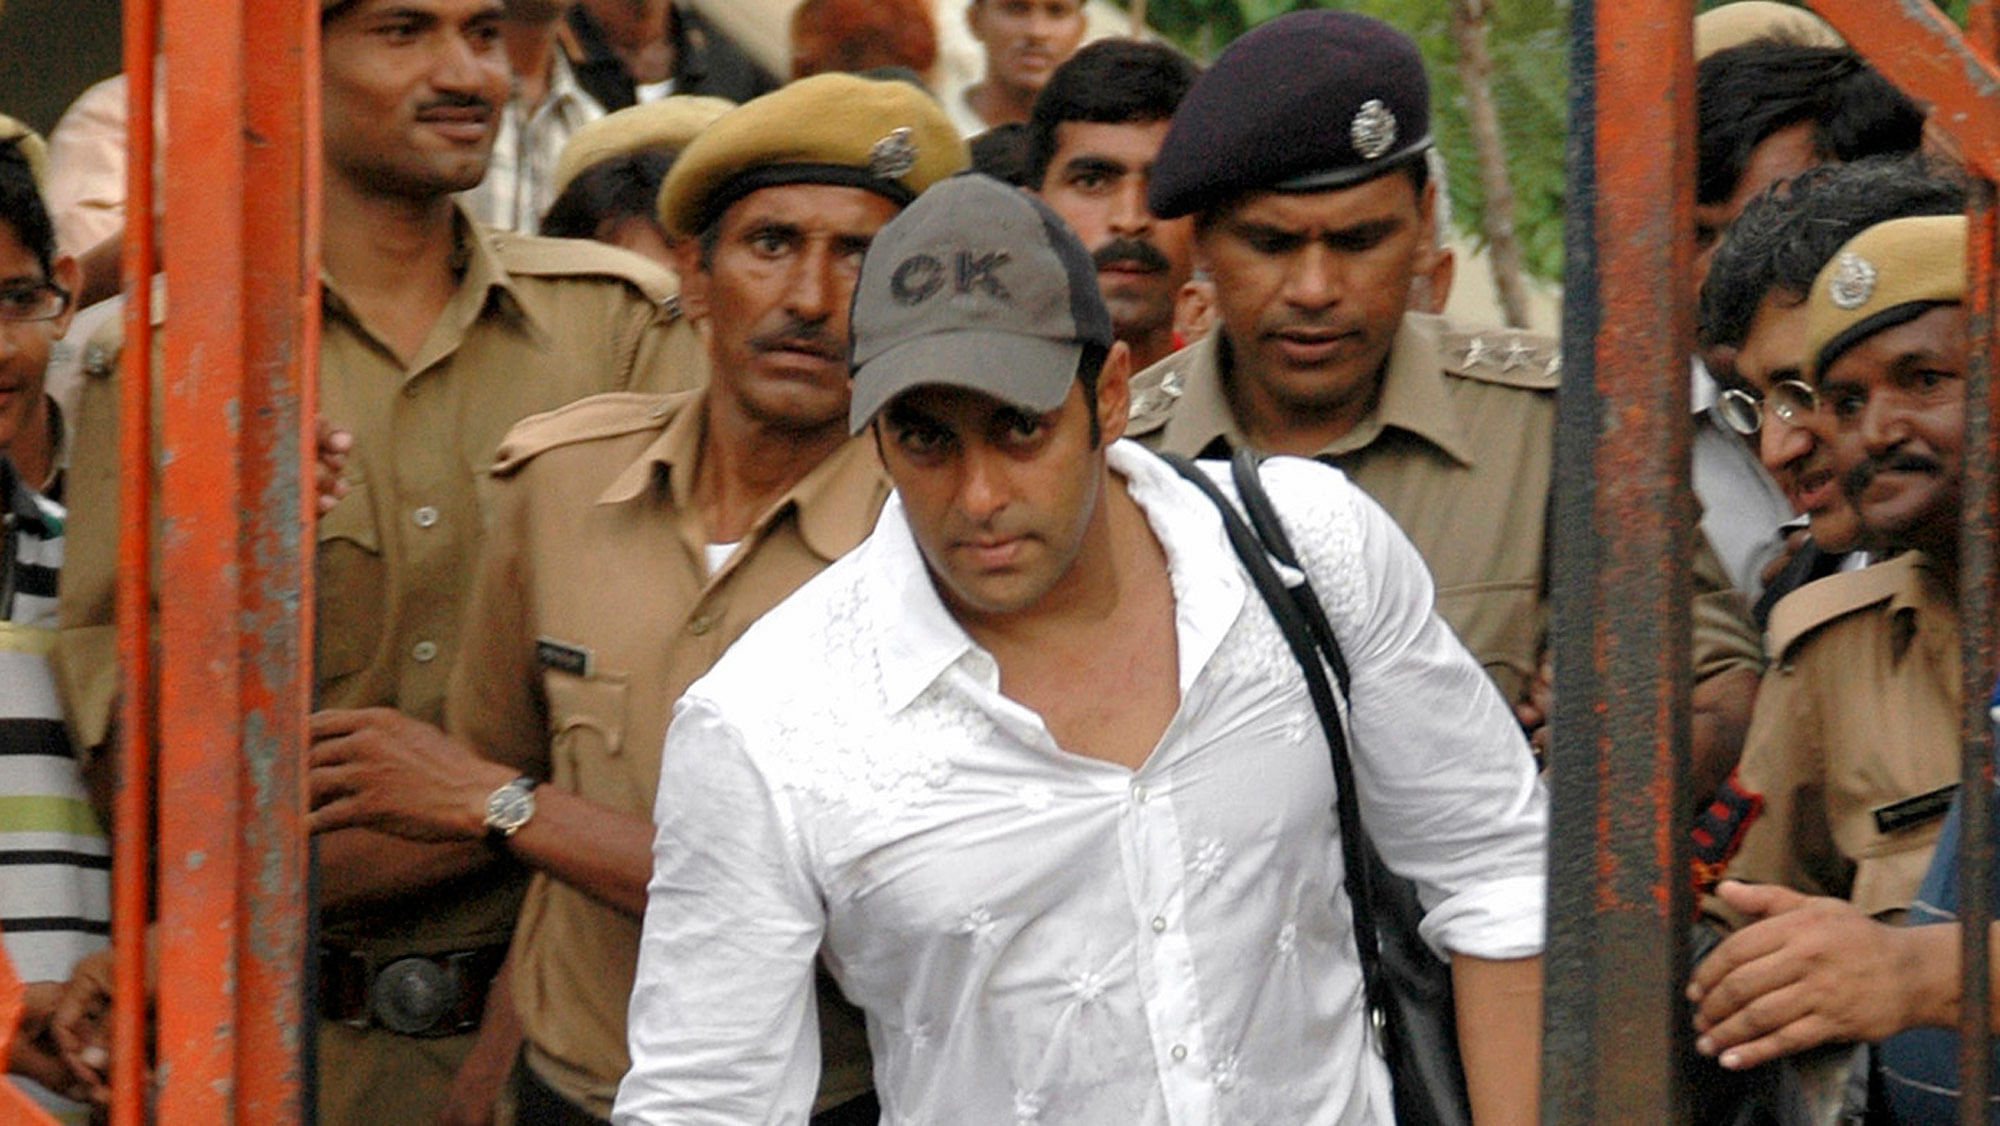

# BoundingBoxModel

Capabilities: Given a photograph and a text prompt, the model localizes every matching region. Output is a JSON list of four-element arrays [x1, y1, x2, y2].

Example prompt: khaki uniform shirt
[[1721, 552, 1960, 917], [1129, 315, 1762, 706], [447, 391, 890, 1117], [56, 212, 703, 960]]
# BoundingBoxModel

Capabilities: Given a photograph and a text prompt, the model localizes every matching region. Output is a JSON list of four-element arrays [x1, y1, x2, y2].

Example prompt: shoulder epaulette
[[1441, 326, 1561, 391], [1765, 553, 1920, 661], [487, 231, 681, 310], [1125, 357, 1187, 437], [81, 315, 123, 380], [492, 391, 686, 475]]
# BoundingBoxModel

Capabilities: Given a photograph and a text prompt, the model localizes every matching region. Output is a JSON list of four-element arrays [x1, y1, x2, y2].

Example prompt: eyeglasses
[[1715, 379, 1820, 436], [0, 281, 70, 323]]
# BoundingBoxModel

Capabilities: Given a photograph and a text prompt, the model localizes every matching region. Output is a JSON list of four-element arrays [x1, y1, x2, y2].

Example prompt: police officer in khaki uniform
[[303, 74, 968, 1126], [216, 1, 702, 1122], [1717, 214, 1971, 918], [1123, 10, 1762, 793]]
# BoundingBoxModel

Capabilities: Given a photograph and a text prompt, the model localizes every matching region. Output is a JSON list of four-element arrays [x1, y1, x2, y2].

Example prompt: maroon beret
[[1148, 10, 1434, 219]]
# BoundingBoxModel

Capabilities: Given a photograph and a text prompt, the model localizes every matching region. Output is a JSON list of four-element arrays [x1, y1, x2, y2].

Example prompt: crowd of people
[[0, 0, 1992, 1123]]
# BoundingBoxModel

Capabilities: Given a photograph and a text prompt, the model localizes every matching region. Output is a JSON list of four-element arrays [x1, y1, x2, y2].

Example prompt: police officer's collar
[[1166, 315, 1477, 466], [318, 206, 546, 366], [597, 389, 888, 563]]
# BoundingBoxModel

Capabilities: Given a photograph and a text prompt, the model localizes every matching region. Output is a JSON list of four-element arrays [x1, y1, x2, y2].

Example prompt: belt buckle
[[369, 955, 462, 1037]]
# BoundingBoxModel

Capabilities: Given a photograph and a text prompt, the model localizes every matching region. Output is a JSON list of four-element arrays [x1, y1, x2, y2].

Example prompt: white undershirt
[[703, 541, 739, 575]]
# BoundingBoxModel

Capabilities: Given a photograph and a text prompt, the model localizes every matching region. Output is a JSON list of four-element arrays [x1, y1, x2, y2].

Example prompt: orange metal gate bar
[[1544, 0, 1699, 1120], [110, 0, 155, 1117], [1801, 4, 2000, 1120], [111, 0, 320, 1120]]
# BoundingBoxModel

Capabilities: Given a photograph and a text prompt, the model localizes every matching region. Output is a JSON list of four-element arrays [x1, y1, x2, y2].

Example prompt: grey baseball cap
[[848, 173, 1113, 434]]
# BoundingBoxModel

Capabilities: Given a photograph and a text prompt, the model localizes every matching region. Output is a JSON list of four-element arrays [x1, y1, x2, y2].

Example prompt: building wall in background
[[0, 0, 122, 135]]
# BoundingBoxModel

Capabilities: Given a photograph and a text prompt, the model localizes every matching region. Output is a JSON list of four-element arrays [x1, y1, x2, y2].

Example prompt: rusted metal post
[[1802, 4, 2000, 1119], [110, 0, 157, 1119], [147, 0, 318, 1120], [1545, 0, 1696, 1122]]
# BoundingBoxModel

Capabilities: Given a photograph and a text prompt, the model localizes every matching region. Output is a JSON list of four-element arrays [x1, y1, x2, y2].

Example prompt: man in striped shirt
[[0, 130, 108, 1120]]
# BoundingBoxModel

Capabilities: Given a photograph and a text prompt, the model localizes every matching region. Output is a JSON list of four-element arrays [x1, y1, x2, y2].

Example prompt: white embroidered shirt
[[615, 442, 1547, 1126]]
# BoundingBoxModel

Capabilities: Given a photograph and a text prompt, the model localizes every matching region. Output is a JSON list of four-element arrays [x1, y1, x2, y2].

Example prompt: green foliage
[[1133, 0, 1973, 282]]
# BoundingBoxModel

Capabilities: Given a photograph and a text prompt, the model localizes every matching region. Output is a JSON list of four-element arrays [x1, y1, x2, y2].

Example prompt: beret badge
[[1349, 99, 1399, 161], [1828, 250, 1877, 310], [869, 127, 918, 180]]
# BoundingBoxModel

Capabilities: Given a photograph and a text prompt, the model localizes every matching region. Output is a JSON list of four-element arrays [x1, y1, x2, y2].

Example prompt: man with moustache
[[1127, 10, 1764, 796], [1686, 12, 1924, 598], [1694, 156, 1966, 627], [306, 75, 966, 1126], [1710, 213, 1970, 931], [1027, 38, 1200, 375], [287, 1, 693, 1121]]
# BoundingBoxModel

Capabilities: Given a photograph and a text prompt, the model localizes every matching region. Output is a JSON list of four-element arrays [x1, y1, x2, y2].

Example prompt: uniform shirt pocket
[[544, 671, 645, 811], [315, 476, 384, 683]]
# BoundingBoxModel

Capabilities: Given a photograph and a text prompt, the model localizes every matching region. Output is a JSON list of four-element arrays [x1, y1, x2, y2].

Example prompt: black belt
[[317, 942, 508, 1038]]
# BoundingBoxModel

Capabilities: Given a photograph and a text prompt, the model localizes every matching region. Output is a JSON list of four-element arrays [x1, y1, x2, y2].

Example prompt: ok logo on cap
[[890, 251, 1013, 306]]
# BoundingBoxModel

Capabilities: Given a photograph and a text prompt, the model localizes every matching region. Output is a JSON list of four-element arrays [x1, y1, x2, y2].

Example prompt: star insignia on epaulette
[[1542, 351, 1562, 378], [1458, 336, 1489, 368], [1828, 250, 1876, 309], [869, 127, 918, 180], [1350, 99, 1398, 161], [1501, 338, 1537, 372]]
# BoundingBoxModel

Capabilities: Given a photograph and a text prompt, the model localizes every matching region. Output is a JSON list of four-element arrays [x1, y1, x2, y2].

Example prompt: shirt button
[[1132, 784, 1150, 804], [1171, 1044, 1188, 1062], [1151, 915, 1167, 934], [411, 640, 438, 663], [412, 505, 439, 528]]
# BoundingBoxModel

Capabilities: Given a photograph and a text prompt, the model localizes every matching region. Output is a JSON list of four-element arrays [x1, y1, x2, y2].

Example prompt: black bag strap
[[1158, 449, 1393, 1034]]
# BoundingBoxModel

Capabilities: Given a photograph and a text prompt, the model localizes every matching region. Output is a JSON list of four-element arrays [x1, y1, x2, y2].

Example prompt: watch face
[[486, 781, 535, 836]]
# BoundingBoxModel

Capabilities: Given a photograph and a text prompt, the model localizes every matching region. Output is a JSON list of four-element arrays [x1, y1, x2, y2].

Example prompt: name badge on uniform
[[1872, 783, 1959, 835], [534, 637, 593, 678]]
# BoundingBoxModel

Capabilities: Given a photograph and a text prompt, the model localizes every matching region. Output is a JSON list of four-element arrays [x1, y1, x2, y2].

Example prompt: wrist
[[465, 761, 522, 840], [1892, 923, 1960, 1031]]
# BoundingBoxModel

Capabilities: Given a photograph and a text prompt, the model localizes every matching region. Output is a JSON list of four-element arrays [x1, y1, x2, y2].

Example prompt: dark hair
[[1696, 43, 1923, 207], [321, 0, 364, 23], [1076, 340, 1106, 448], [969, 123, 1036, 188], [541, 150, 676, 240], [0, 139, 56, 278], [1025, 38, 1200, 188], [1698, 155, 1966, 350]]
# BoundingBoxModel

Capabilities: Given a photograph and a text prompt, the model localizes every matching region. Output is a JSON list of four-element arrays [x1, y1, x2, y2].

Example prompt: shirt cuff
[[1416, 874, 1546, 960]]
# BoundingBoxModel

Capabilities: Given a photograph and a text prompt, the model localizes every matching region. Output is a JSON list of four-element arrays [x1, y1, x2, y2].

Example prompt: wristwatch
[[482, 776, 539, 840]]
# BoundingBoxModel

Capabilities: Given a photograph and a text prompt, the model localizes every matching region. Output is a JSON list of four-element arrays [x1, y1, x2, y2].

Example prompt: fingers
[[1695, 982, 1834, 1070], [309, 707, 394, 742], [306, 793, 368, 835], [1715, 879, 1811, 920]]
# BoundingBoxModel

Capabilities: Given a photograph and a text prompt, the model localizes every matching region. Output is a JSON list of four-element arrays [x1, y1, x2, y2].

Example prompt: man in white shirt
[[616, 173, 1547, 1125]]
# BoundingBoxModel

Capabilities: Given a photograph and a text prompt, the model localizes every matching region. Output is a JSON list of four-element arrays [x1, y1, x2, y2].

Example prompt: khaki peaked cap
[[1805, 214, 1966, 380], [656, 72, 967, 238], [1694, 2, 1843, 61], [552, 96, 737, 200], [0, 115, 47, 188]]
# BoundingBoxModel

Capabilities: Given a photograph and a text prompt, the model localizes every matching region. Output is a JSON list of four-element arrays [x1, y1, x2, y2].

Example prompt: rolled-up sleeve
[[1272, 459, 1548, 961], [614, 697, 825, 1125]]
